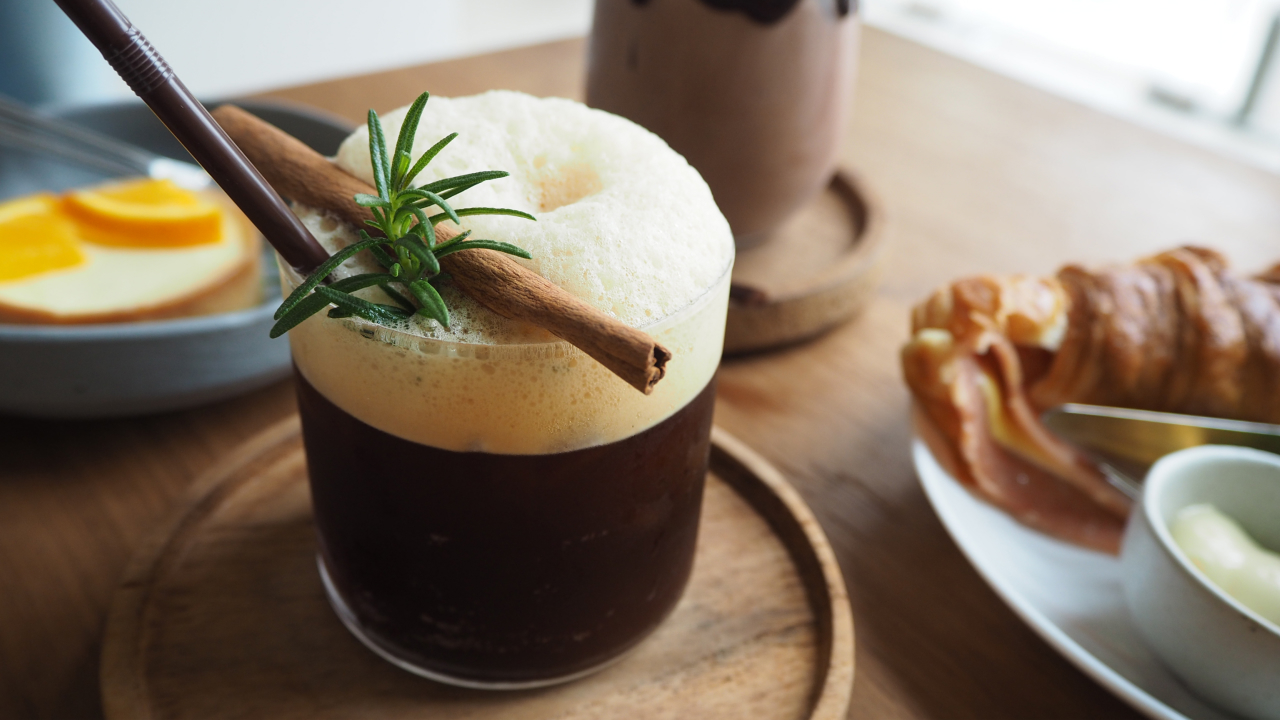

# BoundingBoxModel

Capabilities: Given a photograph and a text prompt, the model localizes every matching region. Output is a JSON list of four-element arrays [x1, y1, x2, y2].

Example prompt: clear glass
[[587, 0, 860, 245], [286, 263, 731, 688]]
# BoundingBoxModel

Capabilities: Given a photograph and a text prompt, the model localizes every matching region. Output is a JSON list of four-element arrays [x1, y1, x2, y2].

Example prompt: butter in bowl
[[1121, 445, 1280, 720]]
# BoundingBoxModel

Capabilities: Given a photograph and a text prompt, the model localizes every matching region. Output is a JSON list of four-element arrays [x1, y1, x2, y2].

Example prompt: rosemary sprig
[[271, 91, 535, 338]]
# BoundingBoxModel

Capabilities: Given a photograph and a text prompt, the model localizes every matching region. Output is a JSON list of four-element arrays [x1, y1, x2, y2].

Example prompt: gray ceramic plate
[[0, 100, 352, 418]]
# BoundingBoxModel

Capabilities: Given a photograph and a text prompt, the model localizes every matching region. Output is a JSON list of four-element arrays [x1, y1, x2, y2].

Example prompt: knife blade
[[1042, 404, 1280, 468]]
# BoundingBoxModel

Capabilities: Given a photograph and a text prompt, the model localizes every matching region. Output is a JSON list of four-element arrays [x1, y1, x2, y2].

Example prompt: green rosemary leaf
[[424, 217, 440, 250], [402, 132, 458, 188], [438, 182, 483, 201], [399, 234, 440, 277], [367, 110, 390, 201], [397, 188, 429, 202], [315, 286, 408, 325], [393, 149, 412, 188], [409, 278, 449, 327], [270, 293, 332, 337], [435, 239, 532, 260], [274, 92, 538, 340], [429, 207, 536, 224], [393, 212, 411, 240], [412, 190, 459, 225], [274, 235, 381, 320], [406, 206, 436, 248], [392, 201, 435, 231], [379, 283, 415, 312], [332, 272, 396, 293], [422, 174, 507, 202], [477, 207, 536, 221], [418, 170, 508, 195], [354, 193, 389, 208], [369, 243, 397, 269], [271, 273, 397, 336], [400, 188, 457, 224], [430, 229, 471, 253], [390, 202, 416, 225], [392, 92, 429, 190]]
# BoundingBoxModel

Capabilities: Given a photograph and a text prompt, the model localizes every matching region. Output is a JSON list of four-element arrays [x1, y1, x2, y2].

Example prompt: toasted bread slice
[[0, 190, 263, 324]]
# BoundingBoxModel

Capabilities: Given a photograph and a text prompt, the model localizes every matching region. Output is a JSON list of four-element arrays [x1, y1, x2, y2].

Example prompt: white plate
[[911, 438, 1235, 720], [0, 100, 352, 418]]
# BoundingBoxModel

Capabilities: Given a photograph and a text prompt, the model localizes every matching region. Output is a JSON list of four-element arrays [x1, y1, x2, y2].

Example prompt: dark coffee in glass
[[297, 372, 716, 684], [288, 280, 728, 686], [284, 90, 734, 688]]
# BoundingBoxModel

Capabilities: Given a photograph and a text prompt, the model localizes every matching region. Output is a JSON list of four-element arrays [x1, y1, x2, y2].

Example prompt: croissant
[[902, 247, 1280, 553]]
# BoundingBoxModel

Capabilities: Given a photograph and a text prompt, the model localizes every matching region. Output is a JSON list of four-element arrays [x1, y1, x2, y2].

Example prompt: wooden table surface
[[4, 27, 1279, 719]]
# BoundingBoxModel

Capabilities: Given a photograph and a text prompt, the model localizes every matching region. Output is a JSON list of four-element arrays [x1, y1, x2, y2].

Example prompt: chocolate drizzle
[[630, 0, 852, 24]]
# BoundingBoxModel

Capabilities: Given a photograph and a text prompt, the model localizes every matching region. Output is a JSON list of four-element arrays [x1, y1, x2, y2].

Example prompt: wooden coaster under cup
[[726, 170, 889, 353], [100, 420, 855, 719]]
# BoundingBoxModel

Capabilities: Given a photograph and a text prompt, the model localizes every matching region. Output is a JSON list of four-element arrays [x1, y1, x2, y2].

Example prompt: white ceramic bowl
[[0, 100, 351, 418], [1121, 445, 1280, 720]]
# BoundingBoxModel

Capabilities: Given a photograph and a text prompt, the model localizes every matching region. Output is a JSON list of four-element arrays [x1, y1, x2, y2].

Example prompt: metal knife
[[1042, 404, 1280, 496]]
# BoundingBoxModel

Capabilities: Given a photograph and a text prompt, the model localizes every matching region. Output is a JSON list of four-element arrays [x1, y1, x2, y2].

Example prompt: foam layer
[[331, 90, 734, 340], [290, 92, 734, 454], [297, 209, 555, 345], [289, 269, 729, 454]]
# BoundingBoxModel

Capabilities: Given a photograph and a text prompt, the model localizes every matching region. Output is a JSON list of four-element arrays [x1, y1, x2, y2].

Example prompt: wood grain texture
[[726, 170, 890, 353], [0, 381, 297, 718], [5, 27, 1280, 719], [101, 422, 851, 720]]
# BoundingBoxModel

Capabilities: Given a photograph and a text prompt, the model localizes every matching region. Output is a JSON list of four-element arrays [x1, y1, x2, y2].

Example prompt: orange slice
[[0, 195, 86, 281], [62, 178, 222, 248]]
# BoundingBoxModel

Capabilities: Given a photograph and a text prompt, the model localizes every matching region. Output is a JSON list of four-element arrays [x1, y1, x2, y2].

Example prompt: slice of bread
[[0, 189, 262, 325]]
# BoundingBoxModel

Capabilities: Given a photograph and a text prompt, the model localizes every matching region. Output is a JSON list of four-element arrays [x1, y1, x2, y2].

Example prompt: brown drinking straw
[[53, 0, 330, 273], [54, 0, 672, 394]]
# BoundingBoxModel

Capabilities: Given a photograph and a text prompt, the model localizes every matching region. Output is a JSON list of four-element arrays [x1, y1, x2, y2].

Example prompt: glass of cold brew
[[284, 92, 734, 688]]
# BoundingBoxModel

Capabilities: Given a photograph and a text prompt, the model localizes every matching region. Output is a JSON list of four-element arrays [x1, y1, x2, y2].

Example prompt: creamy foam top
[[289, 92, 734, 454], [328, 90, 733, 341]]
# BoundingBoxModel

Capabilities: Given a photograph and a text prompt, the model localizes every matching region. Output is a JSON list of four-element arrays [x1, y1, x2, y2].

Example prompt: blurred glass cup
[[587, 0, 859, 247]]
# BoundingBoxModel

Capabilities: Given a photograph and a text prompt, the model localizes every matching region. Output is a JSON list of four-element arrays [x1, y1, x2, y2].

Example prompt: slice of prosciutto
[[903, 247, 1280, 554]]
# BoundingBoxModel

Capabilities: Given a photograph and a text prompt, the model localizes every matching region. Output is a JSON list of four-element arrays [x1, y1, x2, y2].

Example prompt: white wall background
[[863, 0, 1280, 173], [3, 0, 1278, 173]]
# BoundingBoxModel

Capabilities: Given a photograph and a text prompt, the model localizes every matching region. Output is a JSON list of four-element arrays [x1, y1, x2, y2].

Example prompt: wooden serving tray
[[726, 170, 890, 353], [101, 420, 854, 719]]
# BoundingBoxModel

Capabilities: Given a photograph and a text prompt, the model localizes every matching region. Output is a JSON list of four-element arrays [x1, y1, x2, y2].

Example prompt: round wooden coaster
[[725, 170, 890, 353], [101, 420, 854, 719]]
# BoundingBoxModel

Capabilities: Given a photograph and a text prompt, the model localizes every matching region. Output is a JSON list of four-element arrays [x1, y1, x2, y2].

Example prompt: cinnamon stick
[[212, 104, 671, 394]]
